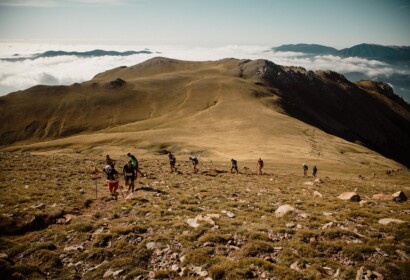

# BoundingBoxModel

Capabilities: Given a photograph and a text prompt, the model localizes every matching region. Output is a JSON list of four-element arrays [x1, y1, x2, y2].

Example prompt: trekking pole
[[91, 175, 102, 199], [119, 185, 125, 199]]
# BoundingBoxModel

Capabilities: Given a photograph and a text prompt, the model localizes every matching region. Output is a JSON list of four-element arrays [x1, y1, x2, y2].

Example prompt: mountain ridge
[[0, 49, 153, 62], [1, 57, 409, 167], [272, 43, 410, 63]]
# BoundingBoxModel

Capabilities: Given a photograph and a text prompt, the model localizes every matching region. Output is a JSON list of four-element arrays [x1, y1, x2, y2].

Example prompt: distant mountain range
[[272, 43, 410, 63], [1, 49, 153, 62]]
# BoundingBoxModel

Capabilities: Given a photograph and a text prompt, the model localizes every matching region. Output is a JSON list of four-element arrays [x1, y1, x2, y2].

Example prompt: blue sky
[[0, 0, 409, 48]]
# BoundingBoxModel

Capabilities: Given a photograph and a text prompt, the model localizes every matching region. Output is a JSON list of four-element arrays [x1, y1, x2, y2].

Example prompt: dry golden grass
[[0, 151, 408, 279]]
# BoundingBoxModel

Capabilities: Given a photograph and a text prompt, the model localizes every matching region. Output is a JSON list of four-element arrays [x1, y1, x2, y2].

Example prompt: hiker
[[189, 156, 199, 173], [231, 159, 238, 174], [123, 160, 136, 192], [257, 158, 264, 175], [303, 163, 308, 177], [103, 164, 119, 199], [127, 152, 144, 177], [106, 155, 116, 167], [168, 152, 177, 173], [312, 165, 318, 177]]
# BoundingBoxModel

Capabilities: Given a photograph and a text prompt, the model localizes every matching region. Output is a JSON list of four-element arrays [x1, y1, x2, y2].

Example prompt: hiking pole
[[91, 175, 102, 199], [118, 185, 125, 199]]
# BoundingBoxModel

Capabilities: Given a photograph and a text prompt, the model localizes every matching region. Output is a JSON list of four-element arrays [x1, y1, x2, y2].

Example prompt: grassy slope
[[0, 152, 409, 279]]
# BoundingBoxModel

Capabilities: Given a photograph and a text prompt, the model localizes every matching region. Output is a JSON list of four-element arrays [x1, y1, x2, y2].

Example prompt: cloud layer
[[1, 42, 409, 101]]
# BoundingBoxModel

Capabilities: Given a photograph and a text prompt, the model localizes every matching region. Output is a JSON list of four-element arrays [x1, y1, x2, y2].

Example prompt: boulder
[[338, 192, 360, 202], [275, 205, 296, 217], [392, 191, 407, 202]]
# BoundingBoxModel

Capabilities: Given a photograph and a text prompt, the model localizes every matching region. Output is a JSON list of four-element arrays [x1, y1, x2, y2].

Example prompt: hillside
[[338, 44, 410, 63], [0, 58, 409, 280], [272, 43, 410, 63], [0, 57, 409, 167], [272, 44, 338, 54]]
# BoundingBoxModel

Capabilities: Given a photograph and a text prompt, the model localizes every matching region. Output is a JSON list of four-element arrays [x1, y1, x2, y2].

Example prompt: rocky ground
[[0, 152, 409, 279]]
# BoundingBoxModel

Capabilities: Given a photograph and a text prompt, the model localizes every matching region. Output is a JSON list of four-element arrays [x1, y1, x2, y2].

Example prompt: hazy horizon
[[1, 0, 410, 47]]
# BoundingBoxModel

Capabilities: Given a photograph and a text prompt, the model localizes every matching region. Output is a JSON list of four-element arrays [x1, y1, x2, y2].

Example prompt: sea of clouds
[[1, 42, 409, 101]]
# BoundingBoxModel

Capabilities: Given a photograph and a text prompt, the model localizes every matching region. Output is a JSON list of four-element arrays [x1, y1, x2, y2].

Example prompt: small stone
[[34, 203, 46, 209], [225, 211, 236, 218], [125, 193, 138, 200], [286, 222, 296, 228], [323, 212, 333, 216], [275, 205, 296, 217], [207, 214, 221, 219], [64, 214, 75, 224], [313, 191, 323, 198], [196, 215, 216, 226], [187, 218, 200, 228], [334, 268, 341, 278], [296, 224, 303, 229], [338, 192, 360, 202], [113, 269, 124, 277], [146, 242, 156, 250], [304, 181, 314, 185], [375, 247, 388, 257], [290, 261, 305, 271], [359, 200, 368, 207], [171, 264, 179, 271], [396, 250, 409, 260], [64, 245, 84, 252], [103, 269, 114, 278], [0, 253, 8, 259], [378, 218, 406, 225], [314, 178, 324, 184], [192, 266, 208, 277], [298, 212, 310, 219], [322, 222, 334, 230]]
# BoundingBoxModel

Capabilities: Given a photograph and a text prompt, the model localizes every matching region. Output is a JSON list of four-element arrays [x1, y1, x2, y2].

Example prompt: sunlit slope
[[0, 57, 409, 167]]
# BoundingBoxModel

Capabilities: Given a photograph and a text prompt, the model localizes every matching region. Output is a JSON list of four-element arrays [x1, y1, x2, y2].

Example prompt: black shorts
[[125, 176, 135, 182]]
